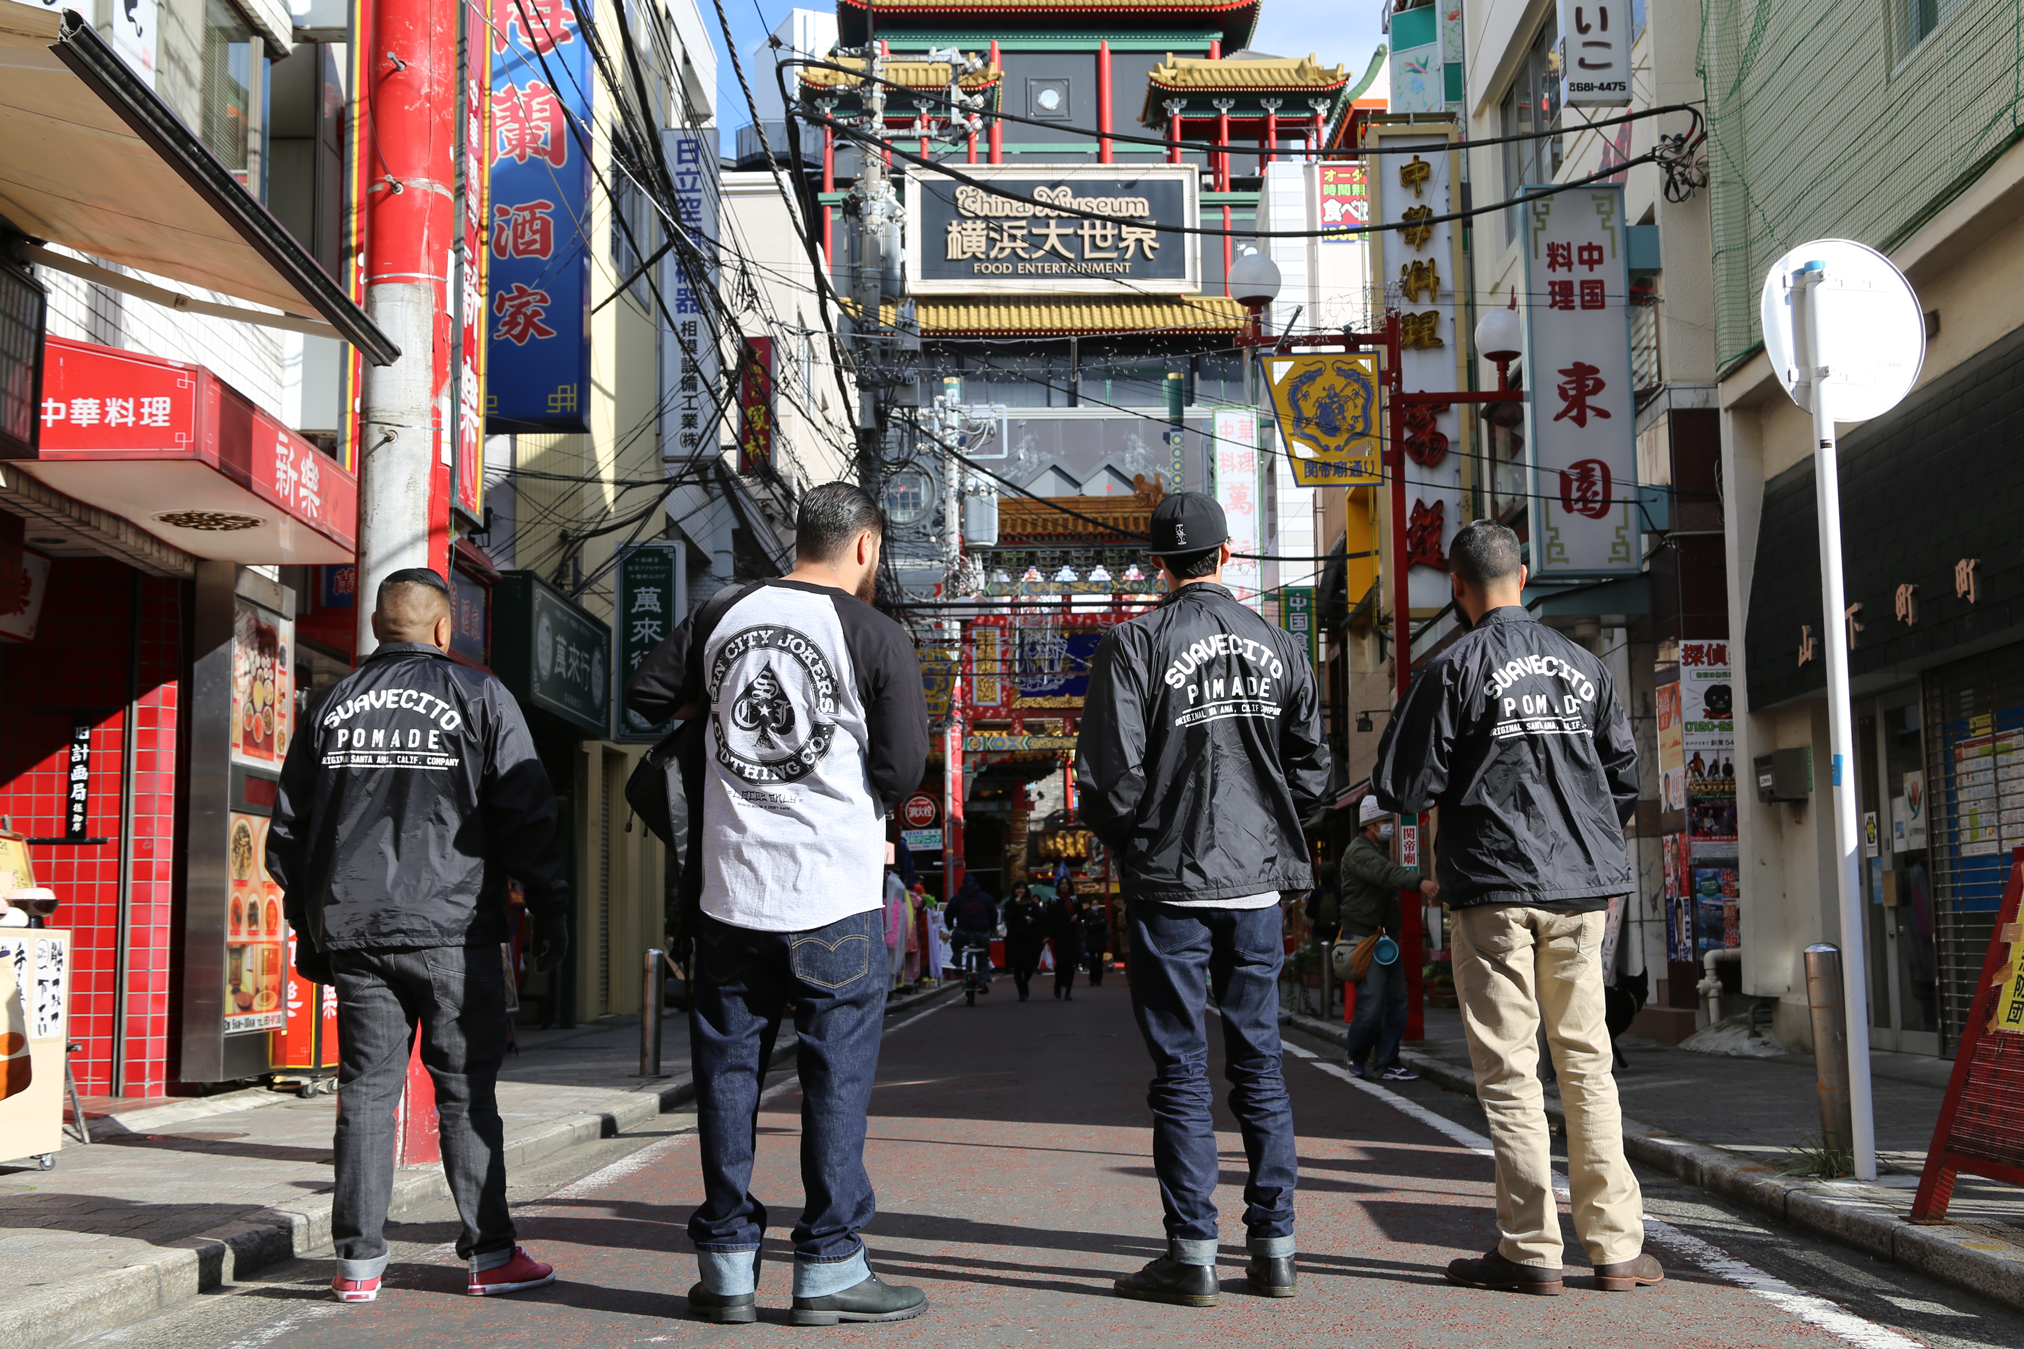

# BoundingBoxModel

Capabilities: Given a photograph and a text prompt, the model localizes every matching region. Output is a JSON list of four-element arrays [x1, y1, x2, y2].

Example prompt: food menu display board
[[226, 595, 292, 1037], [1948, 721, 2024, 859]]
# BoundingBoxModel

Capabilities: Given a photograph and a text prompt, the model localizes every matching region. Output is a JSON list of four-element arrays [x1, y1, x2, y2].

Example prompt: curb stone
[[2, 1034, 808, 1349], [1287, 1014, 2024, 1316]]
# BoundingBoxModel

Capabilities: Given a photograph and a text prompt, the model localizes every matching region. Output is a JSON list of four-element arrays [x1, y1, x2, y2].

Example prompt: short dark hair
[[1449, 518, 1523, 587], [1156, 546, 1221, 580], [375, 567, 452, 634], [796, 481, 884, 563]]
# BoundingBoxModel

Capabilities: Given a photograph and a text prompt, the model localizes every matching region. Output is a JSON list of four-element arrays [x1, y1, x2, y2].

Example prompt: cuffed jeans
[[1127, 902, 1296, 1254], [1450, 905, 1644, 1268], [1344, 944, 1408, 1070], [689, 907, 886, 1291], [330, 945, 514, 1280]]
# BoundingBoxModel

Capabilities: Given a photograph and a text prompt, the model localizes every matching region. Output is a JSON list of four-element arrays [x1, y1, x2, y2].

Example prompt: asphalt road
[[89, 981, 2024, 1349]]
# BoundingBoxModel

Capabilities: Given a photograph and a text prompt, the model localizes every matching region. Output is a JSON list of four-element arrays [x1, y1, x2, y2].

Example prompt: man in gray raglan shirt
[[625, 482, 929, 1327]]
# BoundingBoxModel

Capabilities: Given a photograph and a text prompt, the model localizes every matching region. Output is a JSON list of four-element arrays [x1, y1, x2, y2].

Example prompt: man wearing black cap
[[1075, 492, 1330, 1307], [268, 567, 572, 1306]]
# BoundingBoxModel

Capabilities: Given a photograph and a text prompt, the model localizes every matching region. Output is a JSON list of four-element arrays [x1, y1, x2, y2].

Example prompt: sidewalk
[[1290, 1005, 2024, 1313], [0, 983, 953, 1349]]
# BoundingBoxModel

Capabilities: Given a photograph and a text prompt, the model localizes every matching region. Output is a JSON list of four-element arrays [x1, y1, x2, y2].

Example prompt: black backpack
[[624, 581, 763, 959]]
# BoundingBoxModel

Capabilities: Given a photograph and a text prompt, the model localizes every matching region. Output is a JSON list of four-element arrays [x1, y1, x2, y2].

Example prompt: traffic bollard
[[639, 948, 665, 1077], [1804, 943, 1854, 1155]]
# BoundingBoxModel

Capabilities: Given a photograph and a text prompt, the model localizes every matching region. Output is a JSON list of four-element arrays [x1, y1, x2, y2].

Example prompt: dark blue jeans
[[688, 907, 886, 1269], [1344, 949, 1408, 1070], [1127, 902, 1296, 1249]]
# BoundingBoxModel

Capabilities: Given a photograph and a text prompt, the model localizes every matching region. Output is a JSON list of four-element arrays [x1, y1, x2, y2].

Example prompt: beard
[[855, 566, 878, 604]]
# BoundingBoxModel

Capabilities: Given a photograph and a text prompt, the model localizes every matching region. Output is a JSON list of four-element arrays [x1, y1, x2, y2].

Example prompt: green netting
[[1698, 0, 2024, 370]]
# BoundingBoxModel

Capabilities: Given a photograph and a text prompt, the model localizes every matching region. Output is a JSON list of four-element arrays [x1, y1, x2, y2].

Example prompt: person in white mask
[[1339, 795, 1438, 1080]]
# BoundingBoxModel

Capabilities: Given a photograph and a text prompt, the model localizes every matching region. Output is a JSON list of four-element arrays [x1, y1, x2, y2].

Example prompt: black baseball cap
[[1149, 491, 1228, 556], [380, 566, 451, 595]]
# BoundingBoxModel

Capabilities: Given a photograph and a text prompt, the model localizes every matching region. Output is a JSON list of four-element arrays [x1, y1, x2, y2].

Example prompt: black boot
[[1245, 1255, 1296, 1298], [789, 1271, 929, 1326], [1445, 1249, 1564, 1296], [1113, 1255, 1219, 1307], [686, 1285, 757, 1324]]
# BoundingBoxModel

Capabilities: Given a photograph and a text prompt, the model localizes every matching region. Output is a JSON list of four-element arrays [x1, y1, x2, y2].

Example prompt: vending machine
[[179, 563, 336, 1084]]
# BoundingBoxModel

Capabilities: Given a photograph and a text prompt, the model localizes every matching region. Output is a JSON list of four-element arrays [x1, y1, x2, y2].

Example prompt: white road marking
[[1281, 1041, 1317, 1059], [1297, 1054, 1922, 1349], [203, 1302, 342, 1348], [886, 994, 956, 1034]]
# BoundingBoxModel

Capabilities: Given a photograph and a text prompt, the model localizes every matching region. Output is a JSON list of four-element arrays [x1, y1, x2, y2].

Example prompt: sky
[[709, 0, 1391, 143]]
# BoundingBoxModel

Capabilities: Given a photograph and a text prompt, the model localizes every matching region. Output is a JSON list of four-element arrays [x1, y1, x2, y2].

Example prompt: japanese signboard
[[906, 165, 1199, 294], [0, 547, 49, 643], [452, 0, 493, 519], [1680, 639, 1737, 865], [1213, 408, 1261, 610], [1264, 352, 1381, 487], [661, 128, 721, 470], [616, 543, 683, 742], [64, 719, 91, 838], [1368, 124, 1466, 606], [4, 0, 156, 86], [486, 0, 592, 433], [225, 594, 293, 1036], [1522, 185, 1638, 577], [1319, 163, 1368, 239], [1283, 586, 1317, 667], [491, 571, 610, 737], [449, 567, 489, 667], [1559, 0, 1631, 107], [736, 337, 775, 476]]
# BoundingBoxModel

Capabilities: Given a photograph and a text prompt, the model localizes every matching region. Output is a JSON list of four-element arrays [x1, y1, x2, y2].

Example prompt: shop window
[[201, 0, 262, 192], [1499, 22, 1563, 244]]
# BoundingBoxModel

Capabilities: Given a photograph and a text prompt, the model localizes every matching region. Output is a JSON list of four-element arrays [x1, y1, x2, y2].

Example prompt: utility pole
[[354, 0, 457, 654]]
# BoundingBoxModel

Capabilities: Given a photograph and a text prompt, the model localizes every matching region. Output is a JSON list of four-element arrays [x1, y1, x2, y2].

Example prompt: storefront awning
[[19, 337, 358, 564], [0, 11, 395, 365]]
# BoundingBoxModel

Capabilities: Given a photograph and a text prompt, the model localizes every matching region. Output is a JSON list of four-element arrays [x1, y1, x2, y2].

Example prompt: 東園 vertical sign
[[1522, 185, 1638, 577], [486, 0, 592, 433]]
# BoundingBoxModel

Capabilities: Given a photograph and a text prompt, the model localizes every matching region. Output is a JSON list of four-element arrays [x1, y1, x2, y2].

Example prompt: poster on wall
[[1656, 668, 1683, 812], [1680, 640, 1737, 862], [225, 595, 292, 1036]]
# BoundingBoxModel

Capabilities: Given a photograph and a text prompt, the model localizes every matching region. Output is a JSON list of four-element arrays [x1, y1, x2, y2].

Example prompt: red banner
[[736, 336, 774, 475]]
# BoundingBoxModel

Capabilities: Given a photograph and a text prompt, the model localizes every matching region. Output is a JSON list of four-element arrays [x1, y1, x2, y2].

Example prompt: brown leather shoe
[[1444, 1249, 1564, 1296], [1593, 1253, 1664, 1291]]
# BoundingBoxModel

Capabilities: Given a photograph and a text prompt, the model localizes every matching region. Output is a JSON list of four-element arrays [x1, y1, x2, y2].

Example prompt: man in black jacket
[[267, 568, 570, 1305], [624, 483, 930, 1327], [1077, 492, 1330, 1308], [1374, 519, 1662, 1297]]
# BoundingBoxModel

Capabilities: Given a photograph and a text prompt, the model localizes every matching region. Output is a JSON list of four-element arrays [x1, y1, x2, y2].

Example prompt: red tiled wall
[[0, 557, 187, 1097]]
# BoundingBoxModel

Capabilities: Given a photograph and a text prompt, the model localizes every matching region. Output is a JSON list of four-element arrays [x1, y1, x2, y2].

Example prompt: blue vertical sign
[[486, 0, 592, 433]]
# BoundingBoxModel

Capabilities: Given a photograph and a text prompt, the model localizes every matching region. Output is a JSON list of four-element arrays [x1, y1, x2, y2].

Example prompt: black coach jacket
[[266, 642, 570, 950], [1075, 582, 1330, 902], [1372, 606, 1638, 911]]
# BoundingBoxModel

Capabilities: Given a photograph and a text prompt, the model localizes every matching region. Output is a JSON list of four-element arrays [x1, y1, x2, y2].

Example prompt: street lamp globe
[[1475, 302, 1522, 363], [1228, 247, 1282, 312]]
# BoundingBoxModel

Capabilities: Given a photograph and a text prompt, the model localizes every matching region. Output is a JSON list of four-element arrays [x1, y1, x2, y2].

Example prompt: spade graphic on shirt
[[732, 663, 796, 749]]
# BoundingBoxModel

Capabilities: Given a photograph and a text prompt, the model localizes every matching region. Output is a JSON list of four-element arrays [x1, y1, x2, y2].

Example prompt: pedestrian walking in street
[[1002, 881, 1048, 1001], [1373, 518, 1663, 1297], [1341, 797, 1438, 1081], [1050, 888, 1084, 999], [1081, 900, 1110, 985], [944, 875, 999, 990], [1076, 492, 1330, 1307], [267, 568, 569, 1306], [624, 482, 931, 1326]]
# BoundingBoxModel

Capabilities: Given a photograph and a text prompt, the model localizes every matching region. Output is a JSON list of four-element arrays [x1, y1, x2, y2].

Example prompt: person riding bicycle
[[944, 876, 999, 992]]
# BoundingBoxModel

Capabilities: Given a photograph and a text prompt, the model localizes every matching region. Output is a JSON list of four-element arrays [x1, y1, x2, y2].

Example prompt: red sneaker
[[331, 1274, 381, 1303], [468, 1246, 556, 1297]]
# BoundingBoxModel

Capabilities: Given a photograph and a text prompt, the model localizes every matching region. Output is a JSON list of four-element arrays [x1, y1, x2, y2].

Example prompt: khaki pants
[[1450, 905, 1643, 1269]]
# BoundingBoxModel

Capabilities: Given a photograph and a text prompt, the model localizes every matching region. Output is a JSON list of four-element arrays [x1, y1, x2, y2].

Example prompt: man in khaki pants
[[1372, 519, 1661, 1296]]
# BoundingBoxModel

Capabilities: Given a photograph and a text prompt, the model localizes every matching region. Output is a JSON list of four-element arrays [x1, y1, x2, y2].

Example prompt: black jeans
[[1054, 942, 1082, 993], [1007, 940, 1043, 998], [1127, 902, 1296, 1253], [330, 945, 513, 1279], [689, 908, 887, 1270]]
